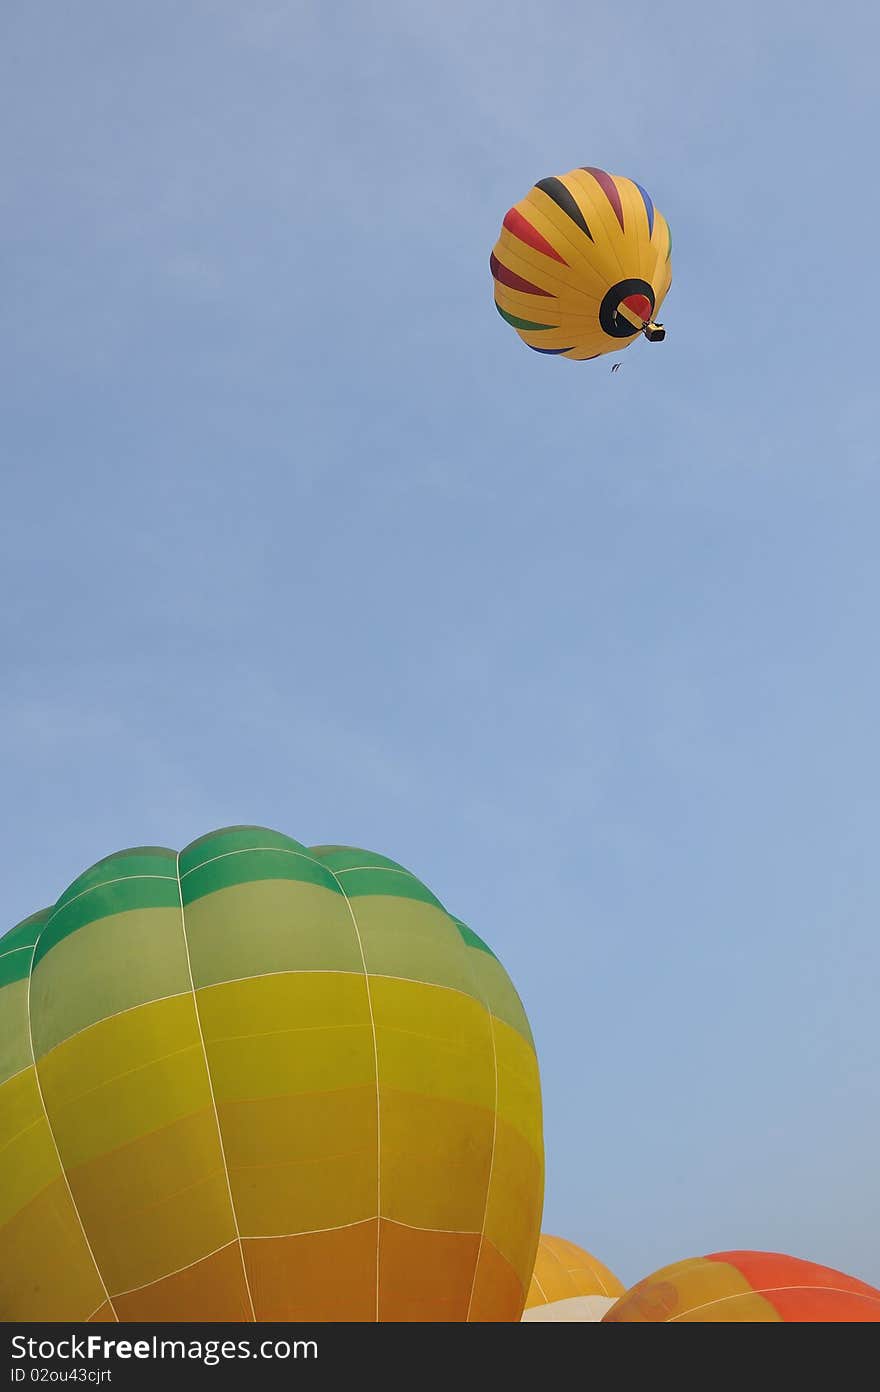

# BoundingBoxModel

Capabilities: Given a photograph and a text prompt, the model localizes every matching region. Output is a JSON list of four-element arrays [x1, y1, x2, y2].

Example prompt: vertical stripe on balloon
[[582, 167, 625, 230]]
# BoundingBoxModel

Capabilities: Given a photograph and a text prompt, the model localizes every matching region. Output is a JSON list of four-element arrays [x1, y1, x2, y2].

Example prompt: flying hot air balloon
[[0, 827, 544, 1322], [604, 1251, 880, 1322], [522, 1234, 624, 1321], [491, 166, 672, 360]]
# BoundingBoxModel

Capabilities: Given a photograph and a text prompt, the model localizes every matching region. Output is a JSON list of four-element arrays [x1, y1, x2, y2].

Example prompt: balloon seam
[[25, 931, 120, 1321], [174, 851, 257, 1322]]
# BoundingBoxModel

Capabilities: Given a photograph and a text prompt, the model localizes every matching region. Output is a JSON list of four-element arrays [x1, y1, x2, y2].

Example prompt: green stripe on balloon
[[178, 825, 310, 877], [34, 877, 181, 964], [332, 866, 444, 909], [495, 303, 555, 332], [181, 847, 341, 904]]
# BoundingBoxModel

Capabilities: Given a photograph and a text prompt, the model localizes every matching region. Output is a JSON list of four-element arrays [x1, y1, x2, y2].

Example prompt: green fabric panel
[[29, 907, 191, 1058], [0, 979, 31, 1083], [53, 848, 177, 912], [0, 908, 51, 959], [309, 845, 412, 875], [466, 951, 535, 1048], [0, 943, 35, 990], [495, 303, 555, 332], [35, 877, 181, 965], [182, 879, 364, 989], [180, 847, 339, 905], [349, 897, 483, 1003], [450, 917, 498, 960], [178, 825, 309, 877], [333, 866, 444, 909]]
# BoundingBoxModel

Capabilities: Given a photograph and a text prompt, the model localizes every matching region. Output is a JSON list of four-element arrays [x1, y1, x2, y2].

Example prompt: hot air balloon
[[604, 1251, 880, 1322], [491, 166, 672, 360], [0, 826, 543, 1322], [522, 1234, 624, 1321]]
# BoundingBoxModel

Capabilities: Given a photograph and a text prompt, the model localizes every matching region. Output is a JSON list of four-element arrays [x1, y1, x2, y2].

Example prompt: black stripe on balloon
[[599, 278, 655, 339], [535, 178, 592, 240]]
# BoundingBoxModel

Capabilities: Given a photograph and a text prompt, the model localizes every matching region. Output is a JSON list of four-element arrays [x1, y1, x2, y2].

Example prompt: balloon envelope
[[491, 166, 672, 360], [604, 1251, 880, 1322], [0, 826, 543, 1321], [522, 1234, 624, 1321]]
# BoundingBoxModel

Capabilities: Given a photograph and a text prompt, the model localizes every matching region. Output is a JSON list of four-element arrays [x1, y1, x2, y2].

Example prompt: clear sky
[[3, 1, 879, 1290]]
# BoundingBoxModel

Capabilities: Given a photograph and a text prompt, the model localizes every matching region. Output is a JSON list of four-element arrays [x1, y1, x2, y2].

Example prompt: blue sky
[[3, 0, 879, 1289]]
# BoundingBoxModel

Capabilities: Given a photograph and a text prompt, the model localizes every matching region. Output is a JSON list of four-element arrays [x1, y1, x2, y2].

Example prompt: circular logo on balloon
[[599, 278, 656, 338]]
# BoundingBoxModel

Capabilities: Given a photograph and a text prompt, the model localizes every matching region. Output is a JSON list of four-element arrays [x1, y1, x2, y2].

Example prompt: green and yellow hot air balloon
[[491, 165, 672, 360], [0, 827, 543, 1322]]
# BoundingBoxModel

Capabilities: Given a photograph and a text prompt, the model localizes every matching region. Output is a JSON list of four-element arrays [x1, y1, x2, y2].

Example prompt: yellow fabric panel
[[0, 1068, 61, 1226], [0, 977, 30, 1083], [481, 1114, 544, 1289], [614, 177, 654, 285], [37, 994, 210, 1167], [519, 192, 609, 295], [199, 973, 375, 1101], [567, 171, 631, 282], [370, 975, 495, 1111], [380, 1088, 493, 1232], [198, 969, 370, 1040], [220, 1085, 378, 1235], [608, 1257, 764, 1322], [494, 232, 595, 307], [674, 1290, 781, 1322], [493, 1016, 542, 1156], [0, 1178, 106, 1321], [66, 1108, 236, 1295]]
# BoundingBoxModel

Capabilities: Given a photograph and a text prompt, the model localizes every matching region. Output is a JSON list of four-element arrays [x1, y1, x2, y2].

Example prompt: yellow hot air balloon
[[491, 166, 672, 360], [522, 1234, 625, 1321], [0, 827, 544, 1322]]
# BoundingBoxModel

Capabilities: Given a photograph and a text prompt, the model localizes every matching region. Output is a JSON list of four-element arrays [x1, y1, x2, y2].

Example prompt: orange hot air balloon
[[523, 1234, 624, 1321], [604, 1251, 880, 1322]]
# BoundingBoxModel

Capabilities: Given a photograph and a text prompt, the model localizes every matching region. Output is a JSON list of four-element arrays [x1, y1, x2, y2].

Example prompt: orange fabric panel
[[526, 1234, 623, 1306], [711, 1249, 880, 1303], [378, 1221, 480, 1322], [468, 1236, 525, 1321], [113, 1242, 252, 1321], [768, 1287, 880, 1322], [87, 1303, 115, 1323], [244, 1222, 377, 1322]]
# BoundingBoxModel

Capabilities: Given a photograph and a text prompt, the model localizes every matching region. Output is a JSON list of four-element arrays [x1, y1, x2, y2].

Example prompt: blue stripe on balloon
[[527, 344, 574, 354], [634, 181, 655, 235]]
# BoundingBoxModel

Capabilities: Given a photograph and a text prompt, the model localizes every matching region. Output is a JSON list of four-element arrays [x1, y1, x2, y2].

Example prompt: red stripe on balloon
[[489, 252, 553, 297], [502, 207, 567, 264], [583, 167, 625, 230], [622, 293, 652, 321]]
